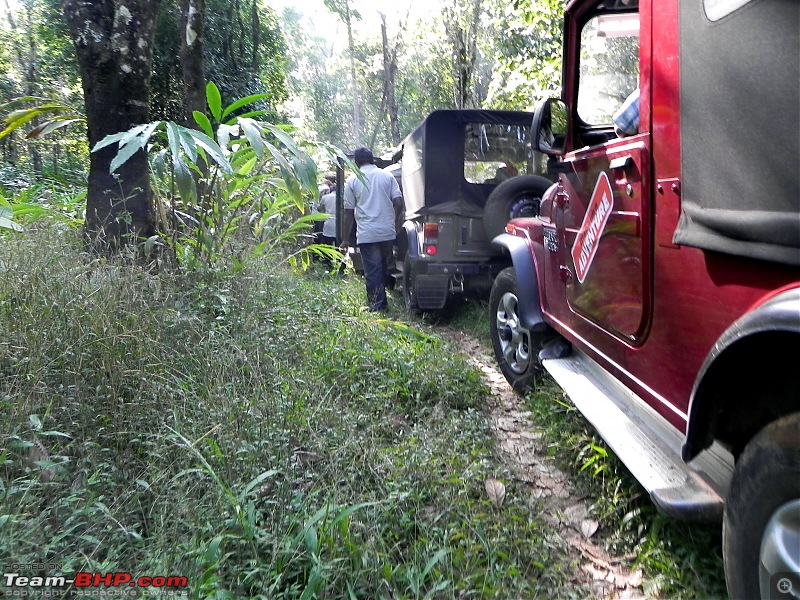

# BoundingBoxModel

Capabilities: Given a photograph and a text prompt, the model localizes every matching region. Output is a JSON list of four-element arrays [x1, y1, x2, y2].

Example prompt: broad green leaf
[[205, 535, 224, 564], [173, 155, 197, 203], [193, 111, 214, 138], [10, 203, 52, 219], [0, 111, 39, 139], [206, 82, 222, 122], [0, 208, 22, 232], [421, 549, 449, 581], [292, 154, 319, 195], [236, 156, 258, 177], [92, 130, 132, 152], [221, 93, 270, 119], [152, 148, 168, 180], [110, 137, 144, 173], [166, 122, 183, 160], [263, 124, 303, 158], [238, 118, 265, 159], [184, 129, 231, 172], [177, 127, 199, 163], [114, 122, 155, 150], [264, 141, 294, 178], [26, 119, 83, 139]]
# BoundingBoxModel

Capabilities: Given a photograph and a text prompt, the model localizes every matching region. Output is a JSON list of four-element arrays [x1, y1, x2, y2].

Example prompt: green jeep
[[397, 109, 554, 310]]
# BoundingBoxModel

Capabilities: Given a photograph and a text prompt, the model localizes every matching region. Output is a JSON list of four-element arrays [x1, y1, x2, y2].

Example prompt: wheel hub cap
[[760, 499, 800, 599], [495, 291, 530, 374]]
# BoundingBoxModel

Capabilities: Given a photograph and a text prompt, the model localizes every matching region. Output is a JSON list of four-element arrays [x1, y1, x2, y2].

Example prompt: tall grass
[[0, 227, 580, 598]]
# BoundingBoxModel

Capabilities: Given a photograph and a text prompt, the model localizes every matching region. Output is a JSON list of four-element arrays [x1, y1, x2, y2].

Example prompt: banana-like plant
[[94, 82, 349, 273], [0, 96, 86, 141]]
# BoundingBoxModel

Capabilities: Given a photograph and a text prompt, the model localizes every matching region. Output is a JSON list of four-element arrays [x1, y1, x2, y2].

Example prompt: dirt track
[[442, 329, 647, 599]]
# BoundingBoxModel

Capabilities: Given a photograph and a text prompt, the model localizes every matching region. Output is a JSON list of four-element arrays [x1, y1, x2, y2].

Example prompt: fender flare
[[683, 287, 800, 461], [491, 232, 547, 332], [401, 220, 419, 260]]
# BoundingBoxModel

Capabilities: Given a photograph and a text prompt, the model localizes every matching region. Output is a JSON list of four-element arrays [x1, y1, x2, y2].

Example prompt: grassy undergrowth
[[449, 299, 728, 599], [1, 229, 582, 599]]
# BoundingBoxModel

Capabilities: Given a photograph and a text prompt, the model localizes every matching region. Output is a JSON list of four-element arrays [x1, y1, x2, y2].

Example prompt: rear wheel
[[483, 175, 554, 239], [489, 267, 544, 392], [723, 412, 800, 599]]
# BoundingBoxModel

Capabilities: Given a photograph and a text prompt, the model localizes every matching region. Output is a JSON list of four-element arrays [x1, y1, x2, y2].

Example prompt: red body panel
[[516, 0, 800, 433]]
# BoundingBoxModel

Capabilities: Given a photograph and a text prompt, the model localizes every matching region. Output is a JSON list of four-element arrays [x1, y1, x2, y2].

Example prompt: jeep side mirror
[[532, 98, 568, 156]]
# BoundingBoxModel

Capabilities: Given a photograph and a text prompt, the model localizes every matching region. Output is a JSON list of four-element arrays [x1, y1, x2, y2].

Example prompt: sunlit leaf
[[238, 118, 264, 158], [26, 118, 84, 139], [0, 206, 23, 232], [221, 93, 270, 120], [206, 82, 222, 122], [193, 111, 214, 138]]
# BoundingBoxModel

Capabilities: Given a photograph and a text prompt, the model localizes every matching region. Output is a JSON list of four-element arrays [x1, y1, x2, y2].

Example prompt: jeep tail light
[[423, 223, 439, 255]]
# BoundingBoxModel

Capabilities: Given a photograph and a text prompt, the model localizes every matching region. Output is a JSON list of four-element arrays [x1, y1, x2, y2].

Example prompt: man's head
[[353, 147, 374, 167]]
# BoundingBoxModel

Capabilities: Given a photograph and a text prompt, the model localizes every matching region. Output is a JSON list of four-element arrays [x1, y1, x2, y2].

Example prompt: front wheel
[[723, 412, 800, 599], [489, 267, 543, 393]]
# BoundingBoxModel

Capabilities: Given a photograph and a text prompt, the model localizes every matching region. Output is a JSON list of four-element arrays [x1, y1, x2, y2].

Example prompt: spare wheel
[[483, 175, 554, 240]]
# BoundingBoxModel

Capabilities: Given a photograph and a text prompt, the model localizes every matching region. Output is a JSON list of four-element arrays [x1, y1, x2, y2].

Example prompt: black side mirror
[[532, 98, 568, 156]]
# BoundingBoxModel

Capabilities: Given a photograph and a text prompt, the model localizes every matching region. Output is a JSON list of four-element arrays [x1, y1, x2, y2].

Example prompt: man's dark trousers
[[358, 240, 394, 311]]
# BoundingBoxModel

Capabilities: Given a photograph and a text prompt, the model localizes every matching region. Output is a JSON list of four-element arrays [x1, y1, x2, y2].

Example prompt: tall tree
[[62, 0, 159, 249], [380, 12, 401, 146], [179, 0, 206, 126], [323, 0, 362, 147], [443, 0, 483, 109]]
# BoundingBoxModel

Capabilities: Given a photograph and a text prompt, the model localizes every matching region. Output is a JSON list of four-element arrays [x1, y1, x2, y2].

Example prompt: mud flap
[[415, 275, 449, 310]]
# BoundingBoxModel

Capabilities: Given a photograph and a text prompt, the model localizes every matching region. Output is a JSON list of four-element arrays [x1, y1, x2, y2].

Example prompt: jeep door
[[554, 7, 653, 348]]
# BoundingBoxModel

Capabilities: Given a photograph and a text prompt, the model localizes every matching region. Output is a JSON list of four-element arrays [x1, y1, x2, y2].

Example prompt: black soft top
[[400, 109, 535, 219], [676, 0, 799, 266]]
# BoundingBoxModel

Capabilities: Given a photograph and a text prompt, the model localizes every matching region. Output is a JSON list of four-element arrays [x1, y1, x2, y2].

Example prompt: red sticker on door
[[571, 172, 614, 283]]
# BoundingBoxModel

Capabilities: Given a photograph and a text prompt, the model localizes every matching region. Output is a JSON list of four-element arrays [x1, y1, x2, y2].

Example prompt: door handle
[[609, 155, 633, 171]]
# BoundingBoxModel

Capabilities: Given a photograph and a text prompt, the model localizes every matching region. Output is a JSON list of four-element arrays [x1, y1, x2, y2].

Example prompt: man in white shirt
[[313, 180, 341, 271], [342, 147, 403, 312]]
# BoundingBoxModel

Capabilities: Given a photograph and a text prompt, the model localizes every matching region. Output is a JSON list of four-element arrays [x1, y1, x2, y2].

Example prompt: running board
[[541, 350, 734, 521]]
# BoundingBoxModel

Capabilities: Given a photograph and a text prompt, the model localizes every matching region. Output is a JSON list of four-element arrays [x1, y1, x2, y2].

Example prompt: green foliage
[[150, 0, 289, 124], [0, 179, 85, 231], [96, 82, 334, 275], [486, 0, 565, 110], [0, 96, 86, 142], [0, 228, 578, 598]]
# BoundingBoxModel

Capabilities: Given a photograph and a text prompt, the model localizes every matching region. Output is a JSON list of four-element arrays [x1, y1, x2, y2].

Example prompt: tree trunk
[[446, 0, 482, 109], [180, 0, 206, 126], [251, 0, 260, 73], [381, 14, 401, 146], [345, 4, 362, 147], [62, 0, 159, 250]]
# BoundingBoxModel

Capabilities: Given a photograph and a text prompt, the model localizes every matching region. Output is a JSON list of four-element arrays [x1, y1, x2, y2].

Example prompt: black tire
[[403, 253, 418, 311], [723, 413, 800, 600], [483, 175, 554, 240], [489, 267, 543, 393]]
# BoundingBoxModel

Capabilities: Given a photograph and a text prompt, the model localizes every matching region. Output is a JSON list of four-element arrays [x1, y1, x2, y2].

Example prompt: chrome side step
[[542, 350, 734, 521]]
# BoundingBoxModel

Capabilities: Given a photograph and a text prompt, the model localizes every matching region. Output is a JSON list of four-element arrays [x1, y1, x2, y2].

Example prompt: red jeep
[[488, 0, 799, 597]]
